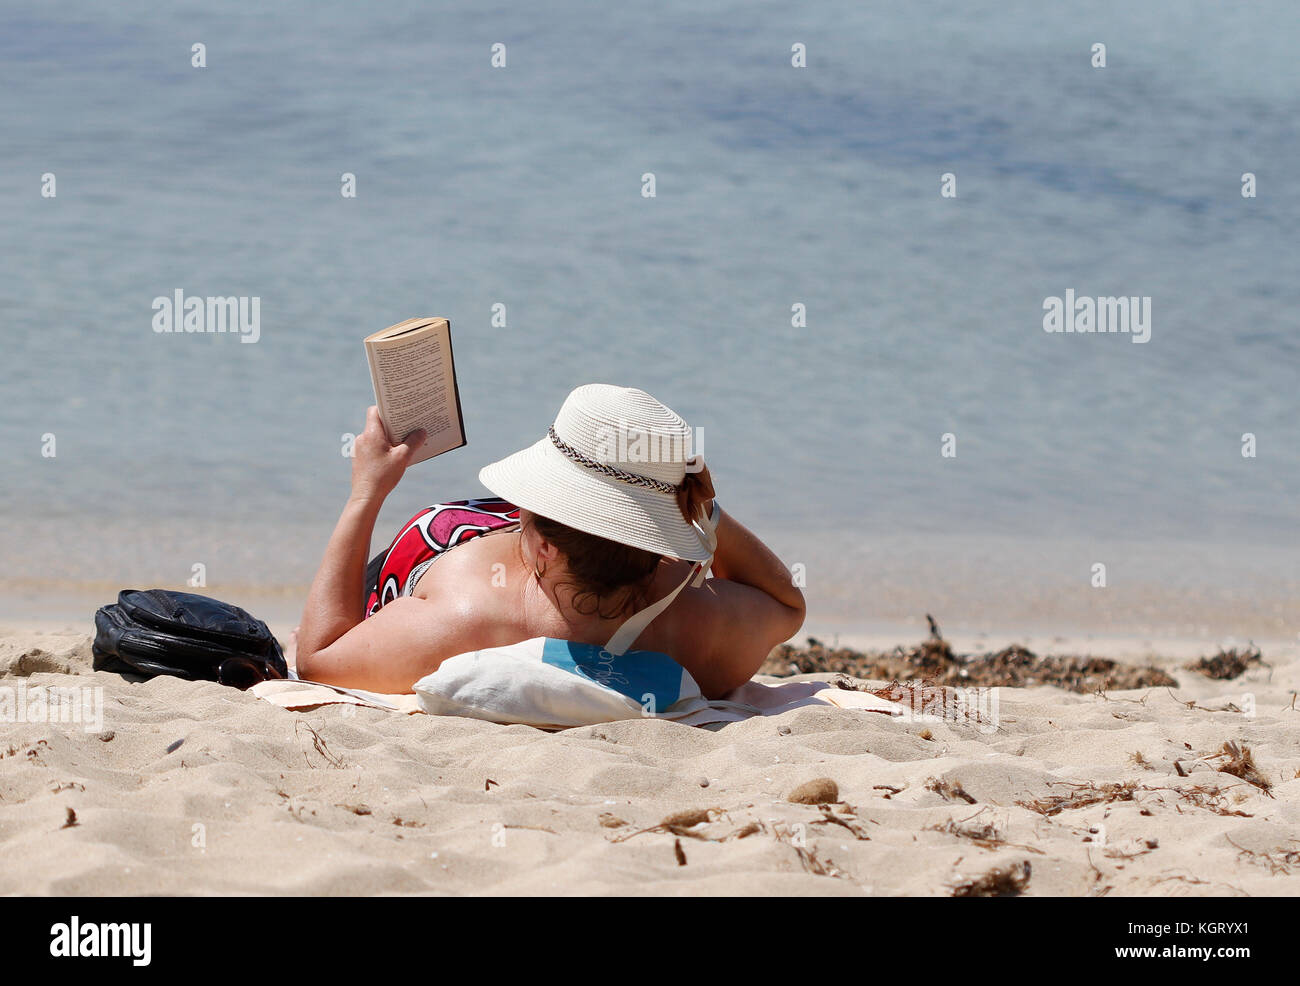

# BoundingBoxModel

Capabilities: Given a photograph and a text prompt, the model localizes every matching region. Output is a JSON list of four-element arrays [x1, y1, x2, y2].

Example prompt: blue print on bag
[[540, 639, 684, 707]]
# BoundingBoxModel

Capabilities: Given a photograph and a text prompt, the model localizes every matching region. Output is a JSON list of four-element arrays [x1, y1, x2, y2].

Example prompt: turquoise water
[[1, 1, 1296, 632]]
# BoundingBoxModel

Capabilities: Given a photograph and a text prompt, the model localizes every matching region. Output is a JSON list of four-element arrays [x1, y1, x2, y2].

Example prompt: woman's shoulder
[[637, 561, 715, 649], [412, 527, 518, 598]]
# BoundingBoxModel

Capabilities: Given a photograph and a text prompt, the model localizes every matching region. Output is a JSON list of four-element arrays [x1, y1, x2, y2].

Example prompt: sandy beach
[[3, 621, 1296, 897]]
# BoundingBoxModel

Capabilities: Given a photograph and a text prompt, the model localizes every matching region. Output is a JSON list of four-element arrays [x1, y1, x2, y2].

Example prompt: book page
[[367, 326, 464, 464]]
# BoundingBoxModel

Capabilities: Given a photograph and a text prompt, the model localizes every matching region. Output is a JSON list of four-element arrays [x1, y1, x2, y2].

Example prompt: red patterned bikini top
[[363, 498, 520, 618]]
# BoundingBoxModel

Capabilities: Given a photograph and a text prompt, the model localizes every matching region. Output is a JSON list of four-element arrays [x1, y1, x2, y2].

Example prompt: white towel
[[251, 675, 905, 725]]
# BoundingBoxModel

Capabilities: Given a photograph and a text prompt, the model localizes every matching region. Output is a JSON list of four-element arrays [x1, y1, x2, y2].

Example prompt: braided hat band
[[479, 384, 712, 562], [547, 426, 683, 495]]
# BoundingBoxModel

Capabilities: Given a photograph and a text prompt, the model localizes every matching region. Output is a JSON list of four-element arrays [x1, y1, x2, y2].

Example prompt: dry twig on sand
[[770, 824, 846, 879], [294, 720, 345, 769], [926, 777, 977, 804], [811, 804, 871, 840], [1225, 837, 1299, 875], [927, 810, 1045, 854], [610, 808, 725, 842]]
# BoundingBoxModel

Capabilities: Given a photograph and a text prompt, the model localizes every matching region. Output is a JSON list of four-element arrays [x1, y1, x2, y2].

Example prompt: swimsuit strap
[[604, 500, 721, 656]]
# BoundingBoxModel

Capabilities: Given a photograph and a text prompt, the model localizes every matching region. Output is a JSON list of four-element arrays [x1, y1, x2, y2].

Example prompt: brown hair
[[528, 513, 661, 619]]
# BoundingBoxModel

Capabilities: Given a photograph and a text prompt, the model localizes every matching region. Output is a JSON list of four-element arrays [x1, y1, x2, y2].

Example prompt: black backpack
[[93, 589, 288, 690]]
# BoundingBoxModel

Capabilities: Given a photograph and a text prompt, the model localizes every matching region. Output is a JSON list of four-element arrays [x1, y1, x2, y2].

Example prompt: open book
[[364, 317, 466, 465]]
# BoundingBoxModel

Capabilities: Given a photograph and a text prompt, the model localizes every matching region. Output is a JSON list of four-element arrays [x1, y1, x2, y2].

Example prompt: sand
[[2, 624, 1298, 896]]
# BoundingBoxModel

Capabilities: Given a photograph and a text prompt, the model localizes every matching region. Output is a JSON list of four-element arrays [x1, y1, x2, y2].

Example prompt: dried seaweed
[[869, 681, 956, 714], [763, 617, 1176, 694], [1169, 784, 1253, 818], [1167, 690, 1249, 714], [926, 777, 977, 804], [811, 804, 871, 840], [611, 807, 723, 842], [1102, 839, 1159, 861], [1226, 837, 1299, 875], [770, 825, 846, 879], [294, 720, 345, 769], [851, 678, 992, 727], [790, 845, 843, 878], [1206, 741, 1272, 795], [929, 815, 1003, 847], [1129, 751, 1155, 771], [927, 810, 1044, 854], [1017, 781, 1140, 817], [1184, 646, 1265, 680], [1151, 872, 1249, 896], [949, 860, 1031, 897], [1020, 780, 1254, 819]]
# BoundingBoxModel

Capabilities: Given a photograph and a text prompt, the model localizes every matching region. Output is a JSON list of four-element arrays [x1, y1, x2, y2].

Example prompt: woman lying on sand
[[295, 384, 805, 697]]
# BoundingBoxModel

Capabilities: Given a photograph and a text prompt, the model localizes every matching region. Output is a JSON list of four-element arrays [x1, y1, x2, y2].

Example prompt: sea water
[[1, 1, 1296, 636]]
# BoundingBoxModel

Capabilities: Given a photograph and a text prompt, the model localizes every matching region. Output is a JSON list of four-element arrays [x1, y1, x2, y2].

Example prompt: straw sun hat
[[478, 384, 713, 562]]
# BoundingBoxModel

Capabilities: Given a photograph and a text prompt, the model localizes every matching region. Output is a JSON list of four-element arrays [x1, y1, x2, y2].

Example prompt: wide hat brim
[[478, 437, 712, 562]]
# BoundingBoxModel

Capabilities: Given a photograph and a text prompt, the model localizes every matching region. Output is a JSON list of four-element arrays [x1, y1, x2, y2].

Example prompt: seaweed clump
[[762, 615, 1177, 694], [1209, 741, 1272, 795], [949, 861, 1031, 897], [1184, 646, 1264, 680], [1018, 781, 1141, 817]]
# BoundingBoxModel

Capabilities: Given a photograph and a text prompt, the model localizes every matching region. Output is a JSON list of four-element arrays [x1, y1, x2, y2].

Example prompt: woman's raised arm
[[295, 407, 424, 677]]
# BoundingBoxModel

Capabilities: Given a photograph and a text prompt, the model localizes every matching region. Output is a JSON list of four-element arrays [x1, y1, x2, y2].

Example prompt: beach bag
[[92, 589, 287, 689], [413, 637, 756, 729]]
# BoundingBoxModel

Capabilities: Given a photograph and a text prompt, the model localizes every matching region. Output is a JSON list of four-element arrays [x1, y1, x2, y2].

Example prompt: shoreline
[[3, 586, 1295, 661], [2, 523, 1296, 640]]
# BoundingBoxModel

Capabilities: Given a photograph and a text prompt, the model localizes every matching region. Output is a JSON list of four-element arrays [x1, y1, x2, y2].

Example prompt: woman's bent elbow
[[294, 649, 319, 680], [778, 595, 806, 643]]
